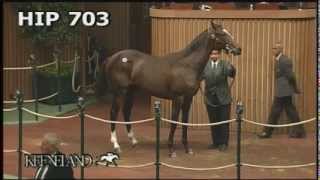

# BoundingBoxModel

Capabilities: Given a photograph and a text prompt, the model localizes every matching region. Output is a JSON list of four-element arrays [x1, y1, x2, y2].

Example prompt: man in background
[[258, 42, 306, 139]]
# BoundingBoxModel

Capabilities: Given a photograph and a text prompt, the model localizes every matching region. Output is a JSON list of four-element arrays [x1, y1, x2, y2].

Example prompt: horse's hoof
[[131, 139, 138, 147], [131, 143, 137, 148], [114, 147, 121, 154], [186, 149, 194, 155], [169, 151, 177, 158]]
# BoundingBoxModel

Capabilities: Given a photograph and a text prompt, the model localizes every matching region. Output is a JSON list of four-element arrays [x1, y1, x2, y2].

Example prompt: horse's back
[[112, 49, 152, 60], [106, 49, 149, 68], [104, 49, 195, 98]]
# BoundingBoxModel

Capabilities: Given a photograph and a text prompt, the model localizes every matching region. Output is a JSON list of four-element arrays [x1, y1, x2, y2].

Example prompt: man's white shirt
[[275, 53, 282, 61], [211, 60, 219, 69]]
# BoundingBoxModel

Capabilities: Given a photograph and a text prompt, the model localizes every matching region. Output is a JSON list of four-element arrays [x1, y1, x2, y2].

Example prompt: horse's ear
[[208, 21, 216, 33], [208, 21, 213, 32], [210, 21, 215, 29], [216, 22, 223, 30]]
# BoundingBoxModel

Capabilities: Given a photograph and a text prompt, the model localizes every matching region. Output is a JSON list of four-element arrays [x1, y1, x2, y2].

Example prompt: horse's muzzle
[[231, 48, 241, 56]]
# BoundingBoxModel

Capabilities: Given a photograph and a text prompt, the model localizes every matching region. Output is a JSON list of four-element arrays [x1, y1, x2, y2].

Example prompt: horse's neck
[[181, 38, 211, 77]]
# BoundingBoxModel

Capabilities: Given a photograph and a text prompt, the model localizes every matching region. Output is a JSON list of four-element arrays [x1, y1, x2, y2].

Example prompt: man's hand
[[227, 63, 236, 78], [294, 88, 301, 94], [199, 83, 205, 95]]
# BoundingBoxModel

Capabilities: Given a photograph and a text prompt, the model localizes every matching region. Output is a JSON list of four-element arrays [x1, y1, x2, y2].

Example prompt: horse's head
[[207, 21, 241, 56]]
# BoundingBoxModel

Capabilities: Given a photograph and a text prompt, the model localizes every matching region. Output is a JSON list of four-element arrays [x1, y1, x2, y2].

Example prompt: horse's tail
[[95, 59, 111, 98]]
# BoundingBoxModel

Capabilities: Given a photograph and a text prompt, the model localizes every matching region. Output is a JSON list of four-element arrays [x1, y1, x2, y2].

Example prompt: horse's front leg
[[182, 96, 194, 155], [110, 95, 121, 153], [168, 97, 182, 158]]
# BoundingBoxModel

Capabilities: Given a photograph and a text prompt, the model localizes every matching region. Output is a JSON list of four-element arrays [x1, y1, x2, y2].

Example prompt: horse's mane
[[181, 30, 208, 55], [154, 29, 209, 61]]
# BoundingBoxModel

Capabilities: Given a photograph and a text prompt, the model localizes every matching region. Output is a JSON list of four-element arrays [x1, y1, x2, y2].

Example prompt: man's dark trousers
[[263, 96, 305, 135], [206, 99, 231, 146]]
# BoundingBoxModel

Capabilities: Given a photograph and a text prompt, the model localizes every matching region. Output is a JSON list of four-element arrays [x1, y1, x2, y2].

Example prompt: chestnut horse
[[96, 22, 241, 157]]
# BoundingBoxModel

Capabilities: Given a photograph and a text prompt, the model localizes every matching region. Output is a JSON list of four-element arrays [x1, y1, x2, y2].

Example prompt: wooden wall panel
[[4, 2, 33, 102], [150, 13, 316, 133]]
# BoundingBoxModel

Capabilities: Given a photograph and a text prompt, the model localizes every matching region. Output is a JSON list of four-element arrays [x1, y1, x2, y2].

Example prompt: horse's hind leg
[[123, 89, 138, 147], [168, 97, 182, 158], [110, 94, 121, 153], [181, 96, 194, 155]]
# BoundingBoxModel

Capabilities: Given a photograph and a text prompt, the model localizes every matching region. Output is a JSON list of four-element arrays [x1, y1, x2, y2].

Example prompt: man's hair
[[211, 49, 222, 53], [43, 133, 61, 147]]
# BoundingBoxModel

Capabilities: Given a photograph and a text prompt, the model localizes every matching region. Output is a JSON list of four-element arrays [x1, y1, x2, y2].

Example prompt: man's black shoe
[[207, 144, 219, 149], [289, 132, 306, 138], [218, 144, 227, 152], [257, 132, 271, 139], [289, 128, 306, 138]]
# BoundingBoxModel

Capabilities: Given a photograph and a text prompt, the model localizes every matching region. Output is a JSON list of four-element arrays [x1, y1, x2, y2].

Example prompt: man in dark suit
[[258, 42, 306, 138], [201, 49, 236, 151], [34, 133, 74, 179]]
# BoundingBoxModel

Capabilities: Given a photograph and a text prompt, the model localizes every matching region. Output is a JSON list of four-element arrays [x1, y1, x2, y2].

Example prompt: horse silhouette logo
[[96, 152, 120, 167]]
